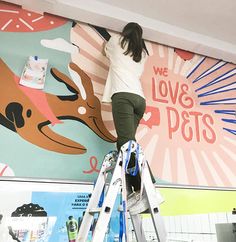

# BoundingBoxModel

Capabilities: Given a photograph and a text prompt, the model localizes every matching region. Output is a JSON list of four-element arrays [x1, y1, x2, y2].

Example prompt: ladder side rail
[[130, 214, 147, 242], [76, 157, 110, 242], [129, 146, 147, 242], [142, 161, 167, 242], [120, 153, 130, 242], [91, 154, 123, 241]]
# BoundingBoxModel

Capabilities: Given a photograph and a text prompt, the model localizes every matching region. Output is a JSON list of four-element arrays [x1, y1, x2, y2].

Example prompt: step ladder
[[76, 140, 167, 242]]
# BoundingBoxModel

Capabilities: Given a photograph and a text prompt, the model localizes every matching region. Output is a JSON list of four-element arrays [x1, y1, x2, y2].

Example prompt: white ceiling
[[4, 0, 236, 63], [99, 0, 236, 44]]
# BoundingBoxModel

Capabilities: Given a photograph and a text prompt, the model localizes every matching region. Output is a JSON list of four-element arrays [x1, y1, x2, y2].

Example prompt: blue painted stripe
[[200, 98, 236, 105], [192, 60, 227, 83], [223, 128, 236, 135], [186, 57, 206, 79], [195, 68, 236, 92], [197, 81, 236, 97], [221, 118, 236, 124], [215, 110, 236, 115]]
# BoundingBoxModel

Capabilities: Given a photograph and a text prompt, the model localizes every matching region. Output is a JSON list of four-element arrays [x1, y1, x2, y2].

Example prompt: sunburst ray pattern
[[71, 23, 236, 187], [187, 57, 236, 137]]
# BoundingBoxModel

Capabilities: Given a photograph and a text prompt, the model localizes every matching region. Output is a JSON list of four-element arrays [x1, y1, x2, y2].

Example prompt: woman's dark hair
[[120, 22, 149, 62]]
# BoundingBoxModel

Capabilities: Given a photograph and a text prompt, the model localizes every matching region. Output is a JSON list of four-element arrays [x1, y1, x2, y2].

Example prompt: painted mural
[[0, 1, 235, 187]]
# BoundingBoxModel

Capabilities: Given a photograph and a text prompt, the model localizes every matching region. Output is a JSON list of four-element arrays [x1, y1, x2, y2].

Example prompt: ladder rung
[[89, 208, 102, 214]]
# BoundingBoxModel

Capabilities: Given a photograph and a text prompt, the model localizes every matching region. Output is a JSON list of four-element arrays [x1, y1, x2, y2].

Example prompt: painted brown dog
[[0, 58, 116, 154]]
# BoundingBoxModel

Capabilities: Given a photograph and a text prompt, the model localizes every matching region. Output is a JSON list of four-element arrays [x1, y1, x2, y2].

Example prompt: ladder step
[[89, 208, 102, 214]]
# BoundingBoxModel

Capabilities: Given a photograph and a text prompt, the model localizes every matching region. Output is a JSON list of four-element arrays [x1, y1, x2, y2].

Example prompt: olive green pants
[[111, 92, 146, 151], [112, 92, 146, 191]]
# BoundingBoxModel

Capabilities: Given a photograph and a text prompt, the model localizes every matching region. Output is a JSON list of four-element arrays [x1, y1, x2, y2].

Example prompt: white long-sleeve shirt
[[102, 34, 147, 103]]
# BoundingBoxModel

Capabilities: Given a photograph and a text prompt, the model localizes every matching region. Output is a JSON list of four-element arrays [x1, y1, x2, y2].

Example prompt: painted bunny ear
[[68, 62, 95, 98], [68, 63, 87, 100], [50, 67, 80, 95]]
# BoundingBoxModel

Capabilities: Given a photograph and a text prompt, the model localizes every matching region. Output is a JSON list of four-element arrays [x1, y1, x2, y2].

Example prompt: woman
[[102, 22, 149, 195]]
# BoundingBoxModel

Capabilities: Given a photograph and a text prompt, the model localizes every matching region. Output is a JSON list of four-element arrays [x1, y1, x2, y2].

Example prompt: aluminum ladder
[[76, 140, 167, 242]]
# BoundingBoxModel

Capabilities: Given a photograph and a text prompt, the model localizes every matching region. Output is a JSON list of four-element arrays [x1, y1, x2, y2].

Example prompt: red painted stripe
[[0, 165, 8, 176]]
